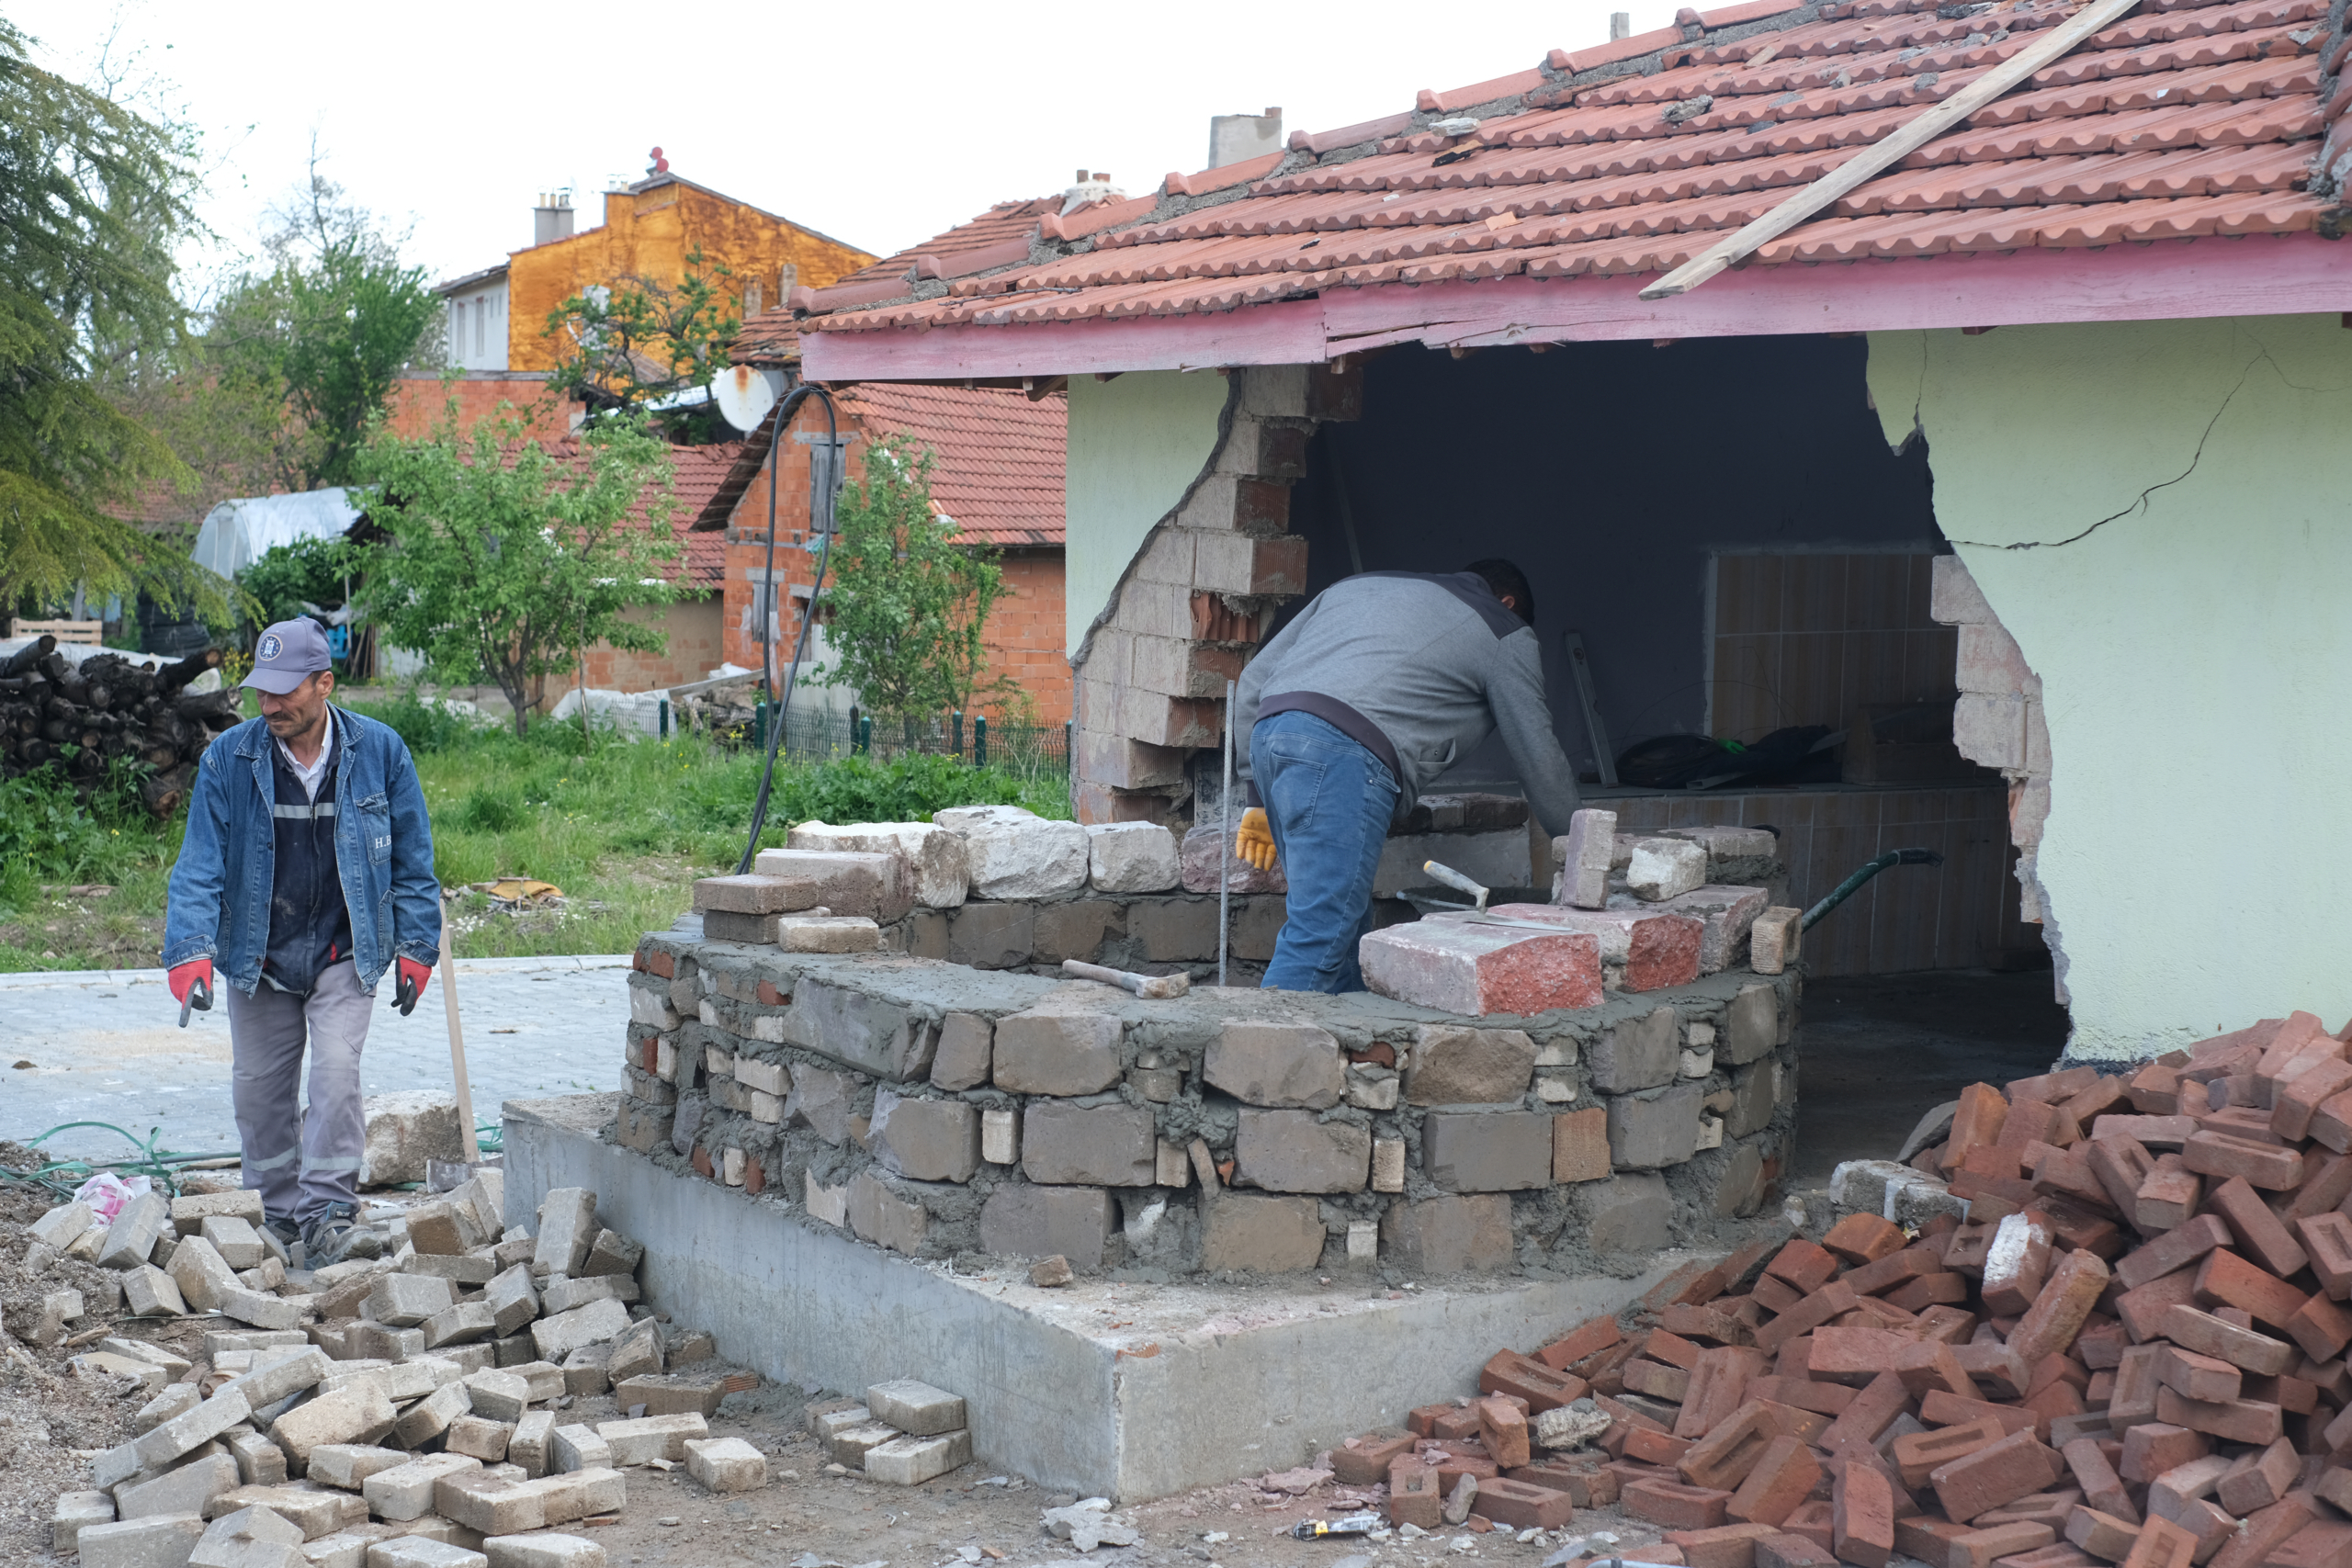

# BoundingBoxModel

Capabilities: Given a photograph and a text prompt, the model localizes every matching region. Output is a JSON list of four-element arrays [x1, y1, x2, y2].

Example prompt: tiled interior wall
[[1709, 551, 1959, 744], [1610, 784, 2024, 977]]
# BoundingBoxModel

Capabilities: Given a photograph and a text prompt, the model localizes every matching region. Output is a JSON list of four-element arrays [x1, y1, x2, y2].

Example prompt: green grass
[[0, 685, 1072, 971]]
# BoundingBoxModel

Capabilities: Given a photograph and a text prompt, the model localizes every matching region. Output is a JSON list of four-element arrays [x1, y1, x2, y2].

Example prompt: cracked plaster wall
[[1866, 314, 2352, 1060], [1064, 371, 1230, 652]]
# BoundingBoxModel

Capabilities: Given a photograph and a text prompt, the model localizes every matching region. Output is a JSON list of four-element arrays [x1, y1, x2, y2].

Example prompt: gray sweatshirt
[[1233, 571, 1584, 838]]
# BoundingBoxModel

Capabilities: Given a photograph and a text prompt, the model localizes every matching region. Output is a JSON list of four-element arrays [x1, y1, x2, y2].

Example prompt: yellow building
[[502, 172, 875, 373]]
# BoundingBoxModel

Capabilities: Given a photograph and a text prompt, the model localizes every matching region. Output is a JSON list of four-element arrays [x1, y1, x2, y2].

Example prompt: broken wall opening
[[1259, 336, 2029, 976]]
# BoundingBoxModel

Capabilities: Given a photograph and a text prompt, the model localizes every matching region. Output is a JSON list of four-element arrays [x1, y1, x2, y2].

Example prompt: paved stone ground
[[0, 956, 630, 1163]]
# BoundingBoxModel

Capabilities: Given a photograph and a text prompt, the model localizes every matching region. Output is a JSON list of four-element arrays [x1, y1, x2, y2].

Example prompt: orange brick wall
[[387, 375, 575, 444], [715, 398, 1069, 724], [578, 595, 726, 692], [507, 184, 873, 374]]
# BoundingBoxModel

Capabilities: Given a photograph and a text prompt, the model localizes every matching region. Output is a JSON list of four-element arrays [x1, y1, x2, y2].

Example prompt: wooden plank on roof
[[1639, 0, 2148, 300]]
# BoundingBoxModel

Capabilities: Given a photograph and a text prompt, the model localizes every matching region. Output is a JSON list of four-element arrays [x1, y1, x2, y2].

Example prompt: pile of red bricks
[[1334, 1010, 2352, 1568]]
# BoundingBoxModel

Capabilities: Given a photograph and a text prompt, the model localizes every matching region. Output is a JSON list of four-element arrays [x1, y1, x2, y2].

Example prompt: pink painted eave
[[797, 234, 2352, 384]]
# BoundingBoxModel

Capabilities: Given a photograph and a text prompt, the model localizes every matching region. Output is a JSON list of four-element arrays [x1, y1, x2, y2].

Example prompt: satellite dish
[[712, 366, 784, 434]]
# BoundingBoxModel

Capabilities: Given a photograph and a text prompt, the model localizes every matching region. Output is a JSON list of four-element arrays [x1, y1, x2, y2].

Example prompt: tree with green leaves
[[0, 17, 226, 621], [816, 435, 1010, 732], [543, 247, 740, 442], [353, 401, 684, 736], [182, 151, 442, 493]]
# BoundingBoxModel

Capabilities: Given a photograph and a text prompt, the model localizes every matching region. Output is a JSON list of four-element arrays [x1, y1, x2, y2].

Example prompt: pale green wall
[[1867, 314, 2352, 1059], [1064, 371, 1229, 651]]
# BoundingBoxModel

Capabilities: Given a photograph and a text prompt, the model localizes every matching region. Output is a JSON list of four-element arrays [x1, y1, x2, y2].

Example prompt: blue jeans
[[1252, 711, 1400, 993]]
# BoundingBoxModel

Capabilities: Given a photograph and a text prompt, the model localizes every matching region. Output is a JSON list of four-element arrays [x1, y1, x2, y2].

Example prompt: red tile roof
[[532, 439, 744, 586], [797, 0, 2345, 336], [836, 382, 1066, 548]]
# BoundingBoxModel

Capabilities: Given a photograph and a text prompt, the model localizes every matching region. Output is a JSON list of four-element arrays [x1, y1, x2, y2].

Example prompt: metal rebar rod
[[1219, 678, 1235, 988]]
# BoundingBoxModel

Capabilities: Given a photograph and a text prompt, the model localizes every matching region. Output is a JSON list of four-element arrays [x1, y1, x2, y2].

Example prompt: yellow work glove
[[1235, 807, 1278, 872]]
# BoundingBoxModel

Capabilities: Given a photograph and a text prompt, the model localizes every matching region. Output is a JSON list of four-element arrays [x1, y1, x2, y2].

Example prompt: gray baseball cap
[[242, 618, 334, 694]]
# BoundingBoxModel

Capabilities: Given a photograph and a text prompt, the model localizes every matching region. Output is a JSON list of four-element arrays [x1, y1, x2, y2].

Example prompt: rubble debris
[[1324, 1010, 2352, 1568]]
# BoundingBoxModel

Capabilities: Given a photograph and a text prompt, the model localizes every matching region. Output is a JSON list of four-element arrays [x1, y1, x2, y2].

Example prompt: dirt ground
[[0, 1161, 1647, 1568]]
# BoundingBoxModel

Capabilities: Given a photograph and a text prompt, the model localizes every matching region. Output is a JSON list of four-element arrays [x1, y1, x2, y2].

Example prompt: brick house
[[693, 199, 1075, 726], [785, 7, 2352, 1051]]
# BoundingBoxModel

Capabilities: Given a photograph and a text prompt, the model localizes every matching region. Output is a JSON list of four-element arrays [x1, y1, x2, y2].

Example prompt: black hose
[[736, 382, 841, 874]]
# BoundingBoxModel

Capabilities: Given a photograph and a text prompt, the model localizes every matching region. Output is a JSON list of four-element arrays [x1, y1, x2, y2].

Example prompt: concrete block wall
[[1930, 555, 2052, 931], [1070, 362, 1364, 825], [611, 935, 1800, 1280]]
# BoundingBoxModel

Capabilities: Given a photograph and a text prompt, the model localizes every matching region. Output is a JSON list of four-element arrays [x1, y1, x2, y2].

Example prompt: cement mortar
[[506, 1092, 1716, 1500]]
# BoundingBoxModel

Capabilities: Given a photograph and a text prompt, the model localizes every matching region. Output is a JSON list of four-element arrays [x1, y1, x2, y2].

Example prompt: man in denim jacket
[[164, 619, 442, 1266]]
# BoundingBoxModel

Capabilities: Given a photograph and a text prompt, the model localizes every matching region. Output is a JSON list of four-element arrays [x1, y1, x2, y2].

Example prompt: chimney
[[1610, 12, 1631, 38], [1207, 107, 1282, 170], [533, 191, 575, 246]]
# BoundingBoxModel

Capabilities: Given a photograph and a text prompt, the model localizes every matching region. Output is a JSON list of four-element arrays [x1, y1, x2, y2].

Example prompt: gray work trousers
[[224, 959, 371, 1227]]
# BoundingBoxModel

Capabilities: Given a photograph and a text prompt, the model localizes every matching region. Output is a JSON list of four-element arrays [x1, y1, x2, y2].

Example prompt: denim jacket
[[164, 705, 441, 996]]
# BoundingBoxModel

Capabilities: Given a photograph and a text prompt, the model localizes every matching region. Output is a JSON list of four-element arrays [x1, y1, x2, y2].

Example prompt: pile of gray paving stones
[[30, 1176, 972, 1568]]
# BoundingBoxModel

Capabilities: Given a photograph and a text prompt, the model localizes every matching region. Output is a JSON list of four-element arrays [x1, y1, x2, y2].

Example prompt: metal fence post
[[953, 709, 964, 760], [658, 698, 670, 740], [752, 699, 766, 753], [1063, 721, 1072, 777], [859, 713, 873, 755], [974, 716, 988, 770]]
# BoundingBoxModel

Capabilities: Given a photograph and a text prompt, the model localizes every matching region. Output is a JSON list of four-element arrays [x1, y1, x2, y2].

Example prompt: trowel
[[1415, 860, 1588, 934]]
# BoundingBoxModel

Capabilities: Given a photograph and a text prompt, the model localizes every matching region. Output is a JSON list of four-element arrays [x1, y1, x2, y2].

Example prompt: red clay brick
[[1819, 1371, 1914, 1455], [2065, 1507, 2143, 1562], [1809, 1327, 1916, 1387], [1476, 1475, 1576, 1530], [1764, 1239, 1840, 1294], [2002, 1548, 2104, 1568], [2183, 1130, 2303, 1192], [1628, 1428, 1696, 1467], [1679, 1403, 1780, 1493], [1664, 1522, 1778, 1568], [1408, 1404, 1455, 1438], [2062, 1437, 2137, 1521], [1389, 1458, 1443, 1528], [1539, 1314, 1623, 1371], [2087, 1137, 2158, 1229], [1894, 1515, 1973, 1565], [1627, 1359, 1693, 1403], [1947, 1084, 2012, 1172], [1782, 1500, 1837, 1552], [2153, 1387, 2283, 1446], [1332, 1431, 1418, 1485], [2118, 1516, 2199, 1568], [2297, 1212, 2352, 1300], [1479, 1396, 1532, 1469], [2119, 1423, 2211, 1484], [1725, 1436, 1820, 1529], [1842, 1247, 1944, 1298], [1887, 1272, 1973, 1314], [1647, 1329, 1707, 1371], [2193, 1247, 2308, 1329], [2285, 1292, 2352, 1360], [2211, 1498, 2316, 1568], [1482, 1349, 1588, 1412], [2153, 1344, 2242, 1404], [2135, 1156, 2203, 1231], [1957, 1524, 2061, 1568], [2115, 1269, 2204, 1343], [2160, 1303, 2299, 1374], [2113, 1214, 2233, 1291], [2215, 1437, 2301, 1515], [1931, 1428, 2065, 1524], [1675, 1348, 1769, 1441], [1660, 1303, 1756, 1347], [1753, 1531, 1838, 1568], [1831, 1455, 1897, 1568], [1625, 1478, 1735, 1530], [1823, 1213, 1907, 1267], [2010, 1249, 2112, 1369], [2271, 1058, 2352, 1142], [1894, 1418, 2009, 1488], [1756, 1280, 1857, 1353]]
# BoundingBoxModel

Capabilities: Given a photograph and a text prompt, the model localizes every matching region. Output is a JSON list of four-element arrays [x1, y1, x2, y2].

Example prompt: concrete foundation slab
[[503, 1093, 1685, 1502]]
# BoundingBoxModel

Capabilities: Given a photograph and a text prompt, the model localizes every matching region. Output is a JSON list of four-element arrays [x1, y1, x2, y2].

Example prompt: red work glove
[[395, 956, 434, 1016], [168, 958, 213, 1009]]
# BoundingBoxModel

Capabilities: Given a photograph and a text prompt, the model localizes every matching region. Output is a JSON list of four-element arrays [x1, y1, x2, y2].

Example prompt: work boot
[[300, 1204, 382, 1268]]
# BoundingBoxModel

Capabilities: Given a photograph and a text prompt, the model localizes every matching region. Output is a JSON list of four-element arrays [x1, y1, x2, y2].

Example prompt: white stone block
[[526, 1298, 628, 1362], [1624, 838, 1706, 902], [787, 820, 969, 909], [358, 1092, 466, 1187], [932, 806, 1089, 899], [362, 1454, 481, 1523], [1552, 808, 1615, 909], [683, 1437, 766, 1492], [865, 1379, 964, 1436], [548, 1425, 611, 1473], [863, 1428, 971, 1485], [594, 1413, 707, 1466], [52, 1489, 115, 1553], [530, 1190, 597, 1278], [1083, 822, 1181, 893], [76, 1514, 206, 1568], [482, 1535, 606, 1568]]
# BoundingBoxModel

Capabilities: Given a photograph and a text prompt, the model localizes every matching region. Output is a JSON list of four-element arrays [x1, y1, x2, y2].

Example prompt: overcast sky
[[14, 0, 1659, 294]]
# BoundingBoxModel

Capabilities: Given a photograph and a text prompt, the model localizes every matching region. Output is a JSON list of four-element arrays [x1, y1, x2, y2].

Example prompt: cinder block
[[1021, 1103, 1156, 1187], [548, 1425, 612, 1473], [595, 1413, 707, 1466], [528, 1300, 630, 1362], [51, 1489, 115, 1554], [683, 1437, 767, 1492], [269, 1381, 398, 1470], [309, 1444, 410, 1491], [537, 1277, 635, 1318], [1205, 1021, 1345, 1109], [482, 1536, 605, 1568], [1236, 1110, 1371, 1193], [199, 1215, 264, 1269], [1424, 1111, 1554, 1191], [1588, 1006, 1679, 1092], [1378, 1193, 1515, 1273], [1200, 1194, 1325, 1273], [870, 1091, 982, 1183], [865, 1429, 972, 1485], [980, 1186, 1114, 1267], [865, 1381, 967, 1436], [992, 1009, 1123, 1096], [363, 1454, 482, 1523], [846, 1172, 929, 1256], [76, 1514, 207, 1568], [368, 1273, 457, 1329]]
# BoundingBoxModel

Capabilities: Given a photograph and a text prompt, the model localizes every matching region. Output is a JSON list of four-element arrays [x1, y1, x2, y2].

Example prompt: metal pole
[[437, 898, 479, 1161], [1219, 679, 1234, 987]]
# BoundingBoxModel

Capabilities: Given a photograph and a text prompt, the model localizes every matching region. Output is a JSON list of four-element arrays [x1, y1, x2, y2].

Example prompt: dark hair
[[1466, 558, 1534, 624]]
